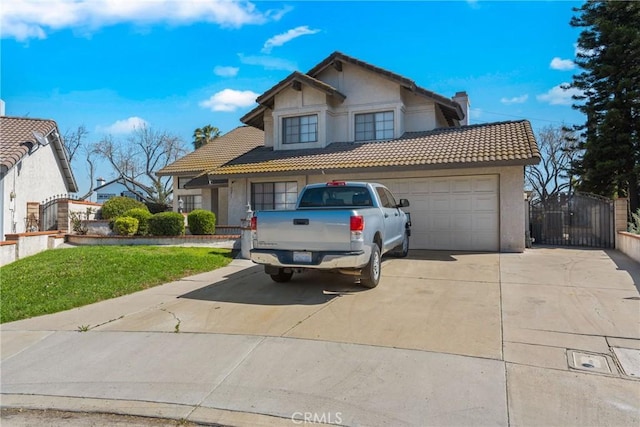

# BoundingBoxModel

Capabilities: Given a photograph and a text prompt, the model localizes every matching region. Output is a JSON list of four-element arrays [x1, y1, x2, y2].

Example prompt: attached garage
[[382, 175, 499, 251]]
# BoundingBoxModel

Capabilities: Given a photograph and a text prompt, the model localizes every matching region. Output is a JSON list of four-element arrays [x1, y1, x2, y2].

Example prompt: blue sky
[[1, 0, 585, 195]]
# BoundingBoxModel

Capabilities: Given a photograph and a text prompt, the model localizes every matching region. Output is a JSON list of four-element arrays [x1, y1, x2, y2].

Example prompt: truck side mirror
[[398, 199, 410, 208]]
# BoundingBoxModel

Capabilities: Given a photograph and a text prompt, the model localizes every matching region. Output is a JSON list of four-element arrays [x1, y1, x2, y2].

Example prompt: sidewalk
[[1, 249, 639, 426]]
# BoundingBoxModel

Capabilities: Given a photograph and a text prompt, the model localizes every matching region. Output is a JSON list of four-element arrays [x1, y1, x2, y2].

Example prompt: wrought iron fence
[[40, 194, 79, 231], [529, 192, 614, 248]]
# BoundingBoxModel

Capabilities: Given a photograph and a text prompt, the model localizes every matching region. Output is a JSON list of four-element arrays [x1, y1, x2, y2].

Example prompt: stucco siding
[[2, 143, 69, 237], [233, 165, 527, 252]]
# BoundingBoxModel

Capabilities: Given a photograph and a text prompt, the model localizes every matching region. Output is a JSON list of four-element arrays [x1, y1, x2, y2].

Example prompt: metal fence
[[40, 194, 79, 231], [529, 192, 614, 248]]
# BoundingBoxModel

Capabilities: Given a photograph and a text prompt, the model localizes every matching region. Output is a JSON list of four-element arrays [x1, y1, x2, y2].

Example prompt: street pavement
[[1, 247, 639, 426]]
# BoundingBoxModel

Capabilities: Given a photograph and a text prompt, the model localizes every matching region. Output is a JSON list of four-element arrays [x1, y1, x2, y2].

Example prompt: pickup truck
[[250, 181, 411, 288]]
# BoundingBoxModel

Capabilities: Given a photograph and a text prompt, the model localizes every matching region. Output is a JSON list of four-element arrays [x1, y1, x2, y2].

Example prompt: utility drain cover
[[612, 347, 640, 378], [568, 350, 612, 375]]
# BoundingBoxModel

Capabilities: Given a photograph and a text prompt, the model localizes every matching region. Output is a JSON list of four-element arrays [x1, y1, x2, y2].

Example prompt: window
[[178, 195, 202, 213], [177, 177, 194, 189], [252, 182, 298, 211], [299, 186, 373, 208], [355, 111, 394, 141], [283, 115, 318, 144]]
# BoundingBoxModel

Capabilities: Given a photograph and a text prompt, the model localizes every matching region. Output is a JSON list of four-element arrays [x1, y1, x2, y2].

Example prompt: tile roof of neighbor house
[[204, 120, 540, 178], [241, 51, 464, 130], [0, 116, 78, 192], [156, 126, 264, 176]]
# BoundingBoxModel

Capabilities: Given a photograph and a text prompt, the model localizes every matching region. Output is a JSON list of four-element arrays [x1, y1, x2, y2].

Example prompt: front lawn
[[0, 246, 233, 323]]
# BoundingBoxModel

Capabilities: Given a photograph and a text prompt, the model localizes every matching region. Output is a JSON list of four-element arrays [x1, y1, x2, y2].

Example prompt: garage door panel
[[452, 196, 472, 211], [431, 179, 450, 193], [474, 195, 498, 211], [378, 175, 499, 251], [452, 178, 473, 193], [452, 214, 472, 230]]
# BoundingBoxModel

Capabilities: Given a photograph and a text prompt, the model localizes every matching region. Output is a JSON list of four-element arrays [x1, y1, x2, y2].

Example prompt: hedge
[[123, 208, 153, 235], [101, 197, 147, 220], [113, 216, 139, 236], [187, 209, 216, 235], [148, 212, 185, 236]]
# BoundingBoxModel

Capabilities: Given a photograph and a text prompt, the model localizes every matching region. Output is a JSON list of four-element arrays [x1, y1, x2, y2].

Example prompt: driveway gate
[[529, 192, 614, 248]]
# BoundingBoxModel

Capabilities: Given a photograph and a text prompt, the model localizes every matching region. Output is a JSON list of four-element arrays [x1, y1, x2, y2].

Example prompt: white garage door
[[381, 175, 499, 251]]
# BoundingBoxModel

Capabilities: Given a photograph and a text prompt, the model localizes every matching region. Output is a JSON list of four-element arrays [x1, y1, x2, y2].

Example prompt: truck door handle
[[394, 213, 399, 216], [293, 219, 309, 225], [384, 213, 389, 218]]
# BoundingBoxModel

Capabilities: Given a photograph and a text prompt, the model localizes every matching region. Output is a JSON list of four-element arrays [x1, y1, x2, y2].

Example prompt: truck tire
[[396, 231, 409, 258], [360, 245, 381, 288], [270, 269, 293, 283]]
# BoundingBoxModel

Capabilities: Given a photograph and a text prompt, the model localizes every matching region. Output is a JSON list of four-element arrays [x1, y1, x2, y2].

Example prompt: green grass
[[0, 246, 233, 323]]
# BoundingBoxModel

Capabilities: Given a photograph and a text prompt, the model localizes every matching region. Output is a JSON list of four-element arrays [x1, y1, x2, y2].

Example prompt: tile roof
[[156, 126, 264, 176], [241, 51, 464, 130], [241, 71, 347, 129], [0, 116, 78, 192], [205, 120, 540, 177], [307, 52, 464, 123]]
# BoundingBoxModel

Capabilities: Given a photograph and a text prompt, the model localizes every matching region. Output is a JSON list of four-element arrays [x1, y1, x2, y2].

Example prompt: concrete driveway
[[1, 247, 639, 426]]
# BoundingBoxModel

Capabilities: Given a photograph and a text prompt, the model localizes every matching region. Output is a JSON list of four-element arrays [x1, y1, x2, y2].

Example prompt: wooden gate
[[529, 192, 614, 248]]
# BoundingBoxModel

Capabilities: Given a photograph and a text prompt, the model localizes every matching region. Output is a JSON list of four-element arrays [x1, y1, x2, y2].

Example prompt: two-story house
[[167, 52, 540, 252]]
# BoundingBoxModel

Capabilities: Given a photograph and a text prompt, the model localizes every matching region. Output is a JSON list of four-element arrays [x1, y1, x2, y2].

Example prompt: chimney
[[453, 91, 470, 126], [96, 177, 106, 188]]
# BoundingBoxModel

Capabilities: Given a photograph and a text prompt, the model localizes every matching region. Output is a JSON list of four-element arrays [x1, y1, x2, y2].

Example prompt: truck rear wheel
[[360, 245, 381, 288], [270, 269, 293, 283]]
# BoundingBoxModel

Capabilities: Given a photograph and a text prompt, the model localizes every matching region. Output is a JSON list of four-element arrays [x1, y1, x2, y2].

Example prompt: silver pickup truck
[[250, 181, 411, 288]]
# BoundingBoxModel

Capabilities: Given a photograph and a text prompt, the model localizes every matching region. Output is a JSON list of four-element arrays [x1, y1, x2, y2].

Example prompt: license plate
[[293, 251, 312, 263]]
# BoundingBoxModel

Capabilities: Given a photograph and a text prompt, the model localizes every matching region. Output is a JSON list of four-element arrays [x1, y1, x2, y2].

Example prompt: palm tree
[[193, 125, 221, 150]]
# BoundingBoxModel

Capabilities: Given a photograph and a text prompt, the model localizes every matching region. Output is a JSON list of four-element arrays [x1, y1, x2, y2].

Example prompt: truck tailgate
[[255, 210, 355, 251]]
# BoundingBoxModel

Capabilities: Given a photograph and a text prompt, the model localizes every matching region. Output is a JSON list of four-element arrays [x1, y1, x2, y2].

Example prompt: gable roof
[[94, 175, 154, 194], [241, 71, 346, 129], [241, 51, 465, 130], [0, 116, 78, 192], [203, 120, 539, 178], [156, 126, 264, 177]]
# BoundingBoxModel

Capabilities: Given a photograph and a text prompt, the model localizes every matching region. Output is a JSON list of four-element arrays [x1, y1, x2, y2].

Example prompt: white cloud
[[2, 0, 283, 41], [500, 94, 529, 105], [261, 25, 320, 53], [537, 84, 583, 106], [214, 66, 239, 77], [238, 53, 297, 71], [199, 89, 258, 112], [99, 116, 148, 134], [550, 57, 575, 71]]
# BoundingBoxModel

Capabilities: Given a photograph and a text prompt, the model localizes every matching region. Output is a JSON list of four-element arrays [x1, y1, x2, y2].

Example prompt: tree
[[568, 1, 640, 212], [192, 125, 220, 150], [526, 125, 577, 202], [63, 125, 98, 200], [94, 126, 188, 204]]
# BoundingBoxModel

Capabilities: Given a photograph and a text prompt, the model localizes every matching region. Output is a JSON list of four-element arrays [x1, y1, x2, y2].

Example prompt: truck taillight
[[327, 180, 346, 186], [250, 216, 257, 231], [350, 215, 364, 232]]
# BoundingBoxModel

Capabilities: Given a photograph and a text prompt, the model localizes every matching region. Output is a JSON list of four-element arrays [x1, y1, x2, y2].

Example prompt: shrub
[[629, 209, 640, 234], [123, 208, 153, 235], [149, 212, 185, 236], [101, 196, 147, 220], [187, 209, 216, 235], [113, 216, 139, 236]]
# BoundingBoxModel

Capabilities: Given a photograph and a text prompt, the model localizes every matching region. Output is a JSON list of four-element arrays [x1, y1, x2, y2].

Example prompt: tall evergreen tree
[[568, 1, 640, 212]]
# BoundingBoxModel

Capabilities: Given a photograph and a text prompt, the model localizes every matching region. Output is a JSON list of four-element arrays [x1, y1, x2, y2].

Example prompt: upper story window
[[355, 111, 394, 141], [283, 114, 318, 144]]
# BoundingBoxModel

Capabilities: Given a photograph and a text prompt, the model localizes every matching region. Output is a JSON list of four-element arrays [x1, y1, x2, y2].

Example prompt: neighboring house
[[0, 115, 78, 238], [157, 126, 263, 225], [169, 52, 540, 251], [93, 176, 154, 204]]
